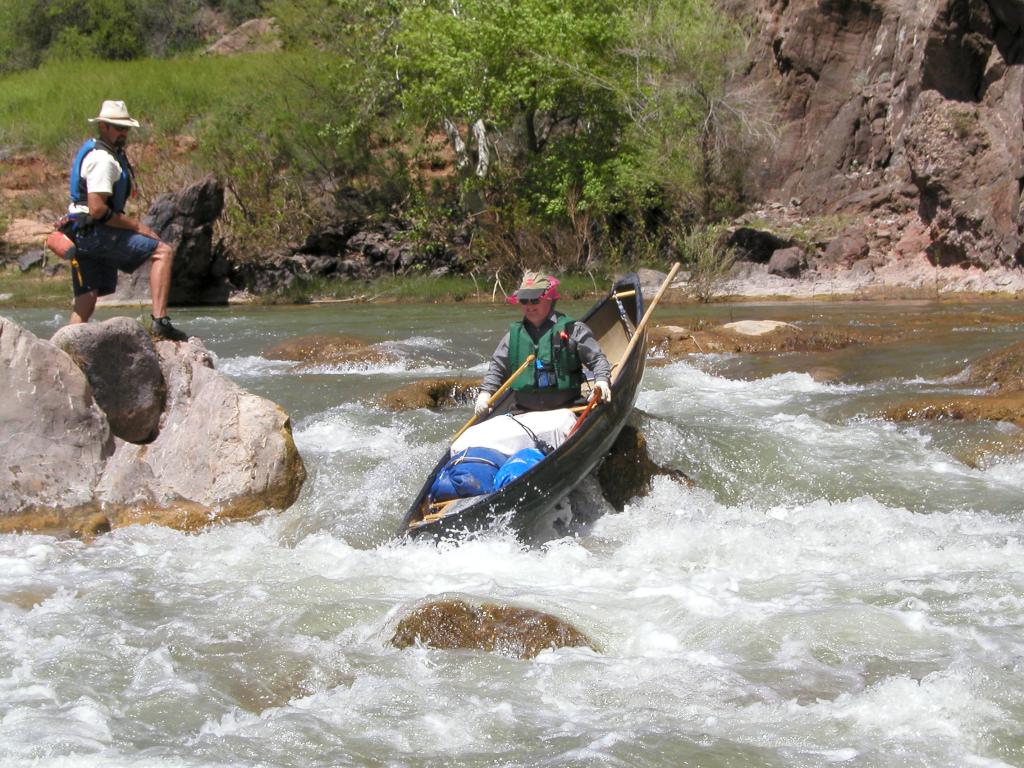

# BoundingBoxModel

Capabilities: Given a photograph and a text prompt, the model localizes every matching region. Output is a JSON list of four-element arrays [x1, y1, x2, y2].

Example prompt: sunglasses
[[520, 298, 542, 305]]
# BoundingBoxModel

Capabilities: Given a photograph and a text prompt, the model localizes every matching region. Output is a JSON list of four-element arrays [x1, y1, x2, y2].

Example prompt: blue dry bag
[[429, 447, 509, 502], [492, 447, 546, 490]]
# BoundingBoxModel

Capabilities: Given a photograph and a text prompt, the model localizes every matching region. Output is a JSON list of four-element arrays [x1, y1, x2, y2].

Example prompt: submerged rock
[[965, 340, 1024, 393], [649, 321, 887, 359], [391, 598, 595, 659], [264, 333, 393, 369], [885, 391, 1024, 430], [596, 424, 689, 511], [379, 378, 478, 410], [885, 340, 1024, 432]]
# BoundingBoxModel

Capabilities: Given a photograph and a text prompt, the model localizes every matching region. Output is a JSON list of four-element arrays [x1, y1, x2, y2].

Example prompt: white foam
[[213, 355, 293, 378], [3, 309, 1024, 767]]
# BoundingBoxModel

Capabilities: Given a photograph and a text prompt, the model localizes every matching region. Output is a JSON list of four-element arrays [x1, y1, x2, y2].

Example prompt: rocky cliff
[[736, 0, 1023, 275]]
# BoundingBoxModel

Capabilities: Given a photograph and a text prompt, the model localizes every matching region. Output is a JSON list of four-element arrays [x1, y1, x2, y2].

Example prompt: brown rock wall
[[741, 0, 1024, 270]]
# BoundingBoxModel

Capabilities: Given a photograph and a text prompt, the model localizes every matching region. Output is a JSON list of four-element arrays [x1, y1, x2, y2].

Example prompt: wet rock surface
[[885, 391, 1024, 429], [647, 306, 1024, 449], [378, 378, 478, 410], [596, 425, 689, 511], [391, 598, 595, 658], [965, 340, 1024, 392], [885, 339, 1024, 429], [264, 333, 394, 369], [649, 321, 890, 358]]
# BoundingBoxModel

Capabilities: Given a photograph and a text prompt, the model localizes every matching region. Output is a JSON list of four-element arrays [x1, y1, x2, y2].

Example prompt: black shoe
[[151, 315, 188, 342]]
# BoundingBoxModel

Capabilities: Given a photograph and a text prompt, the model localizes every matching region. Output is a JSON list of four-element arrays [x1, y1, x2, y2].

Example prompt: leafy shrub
[[672, 221, 736, 302]]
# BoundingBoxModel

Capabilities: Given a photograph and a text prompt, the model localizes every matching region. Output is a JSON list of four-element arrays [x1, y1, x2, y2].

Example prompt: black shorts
[[71, 223, 158, 297]]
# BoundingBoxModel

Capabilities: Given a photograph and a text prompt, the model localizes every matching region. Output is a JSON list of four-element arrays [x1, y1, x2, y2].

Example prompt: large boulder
[[728, 226, 793, 263], [0, 317, 305, 535], [767, 246, 807, 277], [391, 598, 595, 658], [96, 337, 306, 528], [51, 317, 165, 443], [0, 317, 113, 532], [101, 176, 229, 307], [822, 226, 870, 267]]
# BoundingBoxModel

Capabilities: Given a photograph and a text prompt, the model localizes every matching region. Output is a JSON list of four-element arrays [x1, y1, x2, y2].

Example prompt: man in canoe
[[475, 270, 612, 414]]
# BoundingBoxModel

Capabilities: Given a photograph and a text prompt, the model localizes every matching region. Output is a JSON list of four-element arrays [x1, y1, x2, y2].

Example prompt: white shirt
[[68, 147, 123, 215]]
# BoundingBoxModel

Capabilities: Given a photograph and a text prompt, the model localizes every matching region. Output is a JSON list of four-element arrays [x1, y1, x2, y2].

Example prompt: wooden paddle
[[567, 388, 601, 438], [451, 354, 536, 443]]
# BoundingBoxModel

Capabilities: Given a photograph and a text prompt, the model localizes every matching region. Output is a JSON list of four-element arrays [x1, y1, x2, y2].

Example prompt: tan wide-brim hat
[[88, 100, 140, 128]]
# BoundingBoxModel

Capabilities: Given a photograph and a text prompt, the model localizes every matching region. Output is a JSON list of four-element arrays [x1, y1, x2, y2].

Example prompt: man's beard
[[113, 135, 127, 149]]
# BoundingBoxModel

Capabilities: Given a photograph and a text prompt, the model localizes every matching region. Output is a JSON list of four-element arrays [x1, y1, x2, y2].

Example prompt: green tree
[[394, 0, 631, 222], [0, 0, 267, 73], [625, 0, 770, 220], [0, 0, 50, 73]]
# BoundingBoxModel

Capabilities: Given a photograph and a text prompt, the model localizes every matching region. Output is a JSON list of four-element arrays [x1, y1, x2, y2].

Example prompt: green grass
[[0, 51, 303, 156]]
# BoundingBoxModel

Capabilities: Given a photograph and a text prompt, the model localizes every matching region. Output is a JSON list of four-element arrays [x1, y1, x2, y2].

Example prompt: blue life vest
[[429, 447, 509, 502], [69, 139, 133, 213], [493, 447, 546, 490]]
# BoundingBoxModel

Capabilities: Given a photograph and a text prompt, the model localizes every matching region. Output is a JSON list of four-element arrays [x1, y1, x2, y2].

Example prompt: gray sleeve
[[481, 331, 511, 393], [571, 322, 611, 382]]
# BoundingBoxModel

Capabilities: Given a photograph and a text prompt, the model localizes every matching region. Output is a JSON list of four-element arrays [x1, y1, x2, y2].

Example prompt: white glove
[[474, 391, 492, 416], [595, 380, 612, 403]]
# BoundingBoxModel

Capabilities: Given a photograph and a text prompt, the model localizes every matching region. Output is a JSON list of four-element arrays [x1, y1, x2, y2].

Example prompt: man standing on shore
[[66, 100, 187, 340]]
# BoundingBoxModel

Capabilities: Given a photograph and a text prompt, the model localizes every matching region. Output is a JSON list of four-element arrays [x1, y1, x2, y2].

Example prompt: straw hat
[[88, 100, 140, 128]]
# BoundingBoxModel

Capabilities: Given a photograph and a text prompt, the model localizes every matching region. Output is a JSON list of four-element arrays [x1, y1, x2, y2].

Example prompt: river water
[[3, 300, 1024, 767]]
